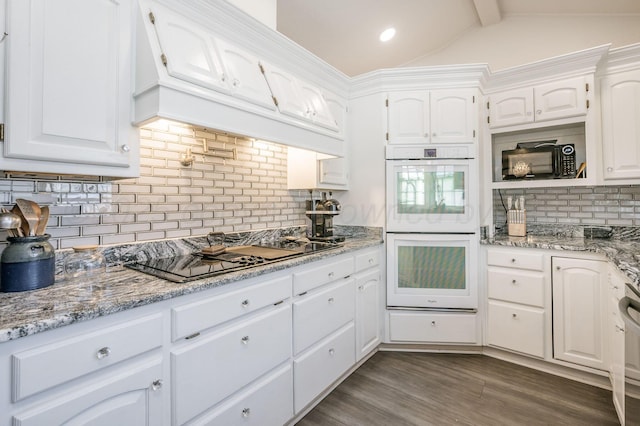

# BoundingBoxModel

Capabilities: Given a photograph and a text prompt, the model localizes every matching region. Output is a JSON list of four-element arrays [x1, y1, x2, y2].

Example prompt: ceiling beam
[[472, 0, 502, 26]]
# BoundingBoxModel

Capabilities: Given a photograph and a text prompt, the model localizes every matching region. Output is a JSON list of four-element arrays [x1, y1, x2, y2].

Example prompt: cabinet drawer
[[172, 304, 291, 425], [12, 314, 162, 401], [487, 249, 544, 271], [355, 249, 380, 272], [487, 267, 545, 307], [388, 311, 477, 343], [294, 323, 355, 413], [192, 365, 293, 426], [293, 256, 354, 295], [172, 275, 291, 341], [487, 300, 544, 358], [293, 278, 355, 354]]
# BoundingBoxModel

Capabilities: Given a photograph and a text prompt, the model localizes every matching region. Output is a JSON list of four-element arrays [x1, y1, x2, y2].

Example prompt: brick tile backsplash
[[493, 185, 640, 228], [0, 120, 308, 250]]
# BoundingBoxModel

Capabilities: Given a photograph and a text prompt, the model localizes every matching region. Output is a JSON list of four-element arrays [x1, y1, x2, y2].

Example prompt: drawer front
[[294, 323, 355, 413], [192, 365, 293, 426], [293, 278, 355, 355], [355, 249, 380, 272], [487, 267, 545, 307], [293, 256, 354, 295], [12, 314, 163, 401], [487, 249, 544, 271], [388, 311, 478, 343], [172, 275, 291, 341], [487, 300, 545, 358], [172, 304, 291, 425]]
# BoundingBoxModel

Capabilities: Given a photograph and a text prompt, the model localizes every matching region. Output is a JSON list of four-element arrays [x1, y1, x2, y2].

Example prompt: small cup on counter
[[64, 245, 106, 287]]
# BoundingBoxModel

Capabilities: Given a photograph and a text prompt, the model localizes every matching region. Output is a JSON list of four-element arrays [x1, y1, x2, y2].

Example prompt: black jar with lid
[[0, 234, 55, 292]]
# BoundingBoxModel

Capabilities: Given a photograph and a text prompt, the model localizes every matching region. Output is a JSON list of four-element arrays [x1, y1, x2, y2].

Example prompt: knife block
[[507, 209, 526, 237]]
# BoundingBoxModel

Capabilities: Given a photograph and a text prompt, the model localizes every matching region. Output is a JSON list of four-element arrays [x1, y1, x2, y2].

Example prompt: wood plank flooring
[[296, 351, 619, 426]]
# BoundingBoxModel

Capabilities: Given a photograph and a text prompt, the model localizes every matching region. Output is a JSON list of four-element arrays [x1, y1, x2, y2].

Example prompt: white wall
[[226, 0, 277, 30], [404, 15, 640, 71]]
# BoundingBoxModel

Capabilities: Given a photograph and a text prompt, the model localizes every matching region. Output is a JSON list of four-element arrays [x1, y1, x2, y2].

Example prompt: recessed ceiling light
[[379, 27, 396, 42]]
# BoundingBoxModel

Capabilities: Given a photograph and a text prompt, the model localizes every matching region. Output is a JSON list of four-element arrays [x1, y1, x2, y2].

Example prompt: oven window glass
[[397, 246, 466, 289], [396, 165, 465, 215]]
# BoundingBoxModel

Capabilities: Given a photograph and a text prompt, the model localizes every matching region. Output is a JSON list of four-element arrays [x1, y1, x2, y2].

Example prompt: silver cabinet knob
[[328, 272, 335, 278], [358, 285, 364, 291], [368, 258, 374, 264], [328, 297, 335, 304], [232, 78, 240, 87], [607, 167, 613, 172], [151, 379, 163, 391], [96, 347, 111, 359], [241, 299, 250, 308], [328, 348, 335, 356], [512, 313, 517, 318], [536, 109, 542, 115], [512, 279, 517, 284], [241, 408, 251, 418], [431, 321, 436, 326], [241, 335, 250, 345], [615, 325, 625, 333], [120, 144, 130, 153]]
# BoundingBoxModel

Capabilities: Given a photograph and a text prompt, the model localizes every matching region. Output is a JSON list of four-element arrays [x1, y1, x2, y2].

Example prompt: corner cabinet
[[600, 68, 640, 181], [552, 256, 608, 371], [386, 89, 477, 144], [3, 0, 139, 177]]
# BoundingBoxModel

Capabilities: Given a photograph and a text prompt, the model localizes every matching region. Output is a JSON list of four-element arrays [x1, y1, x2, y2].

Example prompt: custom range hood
[[134, 0, 348, 157]]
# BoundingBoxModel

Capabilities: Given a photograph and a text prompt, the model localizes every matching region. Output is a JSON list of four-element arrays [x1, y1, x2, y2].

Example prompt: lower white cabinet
[[608, 267, 626, 423], [487, 300, 545, 358], [171, 303, 292, 425], [355, 269, 381, 361], [293, 323, 355, 413], [388, 311, 478, 344], [552, 256, 608, 370]]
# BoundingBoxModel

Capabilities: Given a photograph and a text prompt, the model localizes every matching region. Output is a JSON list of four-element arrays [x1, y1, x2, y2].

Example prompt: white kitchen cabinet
[[387, 89, 477, 144], [486, 247, 547, 358], [552, 256, 608, 370], [287, 147, 348, 190], [608, 267, 626, 423], [600, 68, 640, 180], [261, 62, 339, 131], [355, 256, 381, 361], [488, 76, 590, 129], [388, 311, 478, 343], [3, 0, 139, 177]]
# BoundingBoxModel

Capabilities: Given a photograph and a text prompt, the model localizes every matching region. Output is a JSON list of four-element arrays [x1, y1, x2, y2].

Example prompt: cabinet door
[[488, 88, 534, 128], [12, 359, 163, 426], [4, 0, 137, 175], [150, 3, 227, 93], [355, 269, 380, 361], [430, 89, 476, 143], [319, 157, 348, 186], [261, 62, 308, 119], [297, 81, 339, 131], [552, 257, 608, 370], [600, 69, 640, 180], [609, 270, 626, 423], [387, 91, 430, 144], [215, 39, 275, 110], [534, 76, 588, 122]]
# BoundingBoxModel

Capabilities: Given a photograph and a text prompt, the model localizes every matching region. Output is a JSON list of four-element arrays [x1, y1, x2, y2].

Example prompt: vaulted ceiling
[[276, 0, 640, 76]]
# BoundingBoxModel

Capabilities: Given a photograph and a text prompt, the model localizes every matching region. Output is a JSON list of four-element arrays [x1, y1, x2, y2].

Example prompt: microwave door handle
[[553, 147, 560, 177]]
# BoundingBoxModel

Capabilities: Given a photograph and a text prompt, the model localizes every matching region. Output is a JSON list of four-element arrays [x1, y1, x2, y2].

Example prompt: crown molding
[[597, 42, 640, 75]]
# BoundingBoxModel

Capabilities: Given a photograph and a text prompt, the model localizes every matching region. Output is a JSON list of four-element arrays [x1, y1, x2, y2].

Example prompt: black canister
[[1, 234, 55, 292]]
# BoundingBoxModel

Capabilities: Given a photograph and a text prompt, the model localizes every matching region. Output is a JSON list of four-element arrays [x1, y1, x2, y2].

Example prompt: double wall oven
[[386, 145, 478, 311]]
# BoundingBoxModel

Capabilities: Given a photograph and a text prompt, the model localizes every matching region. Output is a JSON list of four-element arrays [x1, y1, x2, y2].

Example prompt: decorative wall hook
[[180, 147, 195, 166]]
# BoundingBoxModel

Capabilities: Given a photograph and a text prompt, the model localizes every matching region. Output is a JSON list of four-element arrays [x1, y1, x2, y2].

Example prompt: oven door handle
[[619, 296, 640, 336]]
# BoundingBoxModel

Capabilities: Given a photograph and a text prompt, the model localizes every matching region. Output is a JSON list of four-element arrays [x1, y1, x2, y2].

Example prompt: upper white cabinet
[[261, 62, 340, 132], [287, 147, 348, 190], [387, 89, 477, 144], [3, 0, 139, 177], [488, 76, 590, 129], [149, 4, 274, 110], [552, 256, 608, 371], [600, 68, 640, 181]]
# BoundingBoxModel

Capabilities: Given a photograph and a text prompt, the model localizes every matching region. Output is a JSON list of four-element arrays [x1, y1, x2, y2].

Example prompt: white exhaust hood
[[133, 0, 348, 157]]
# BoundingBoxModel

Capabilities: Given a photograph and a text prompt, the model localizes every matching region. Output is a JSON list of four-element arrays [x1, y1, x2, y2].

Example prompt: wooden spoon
[[11, 205, 29, 237], [15, 199, 40, 236], [35, 206, 49, 235]]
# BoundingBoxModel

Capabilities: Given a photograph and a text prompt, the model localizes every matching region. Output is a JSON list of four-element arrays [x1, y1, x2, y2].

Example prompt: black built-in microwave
[[502, 141, 576, 180]]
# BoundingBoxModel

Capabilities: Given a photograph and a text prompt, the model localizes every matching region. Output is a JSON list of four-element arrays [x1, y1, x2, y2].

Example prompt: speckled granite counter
[[0, 226, 383, 343], [482, 228, 640, 291]]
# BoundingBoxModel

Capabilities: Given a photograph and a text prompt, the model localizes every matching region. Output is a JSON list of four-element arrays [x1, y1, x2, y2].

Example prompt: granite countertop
[[0, 227, 383, 343], [482, 232, 640, 289]]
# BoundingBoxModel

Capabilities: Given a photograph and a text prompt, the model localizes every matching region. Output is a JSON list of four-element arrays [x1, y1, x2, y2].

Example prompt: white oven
[[386, 233, 478, 310], [386, 144, 477, 233]]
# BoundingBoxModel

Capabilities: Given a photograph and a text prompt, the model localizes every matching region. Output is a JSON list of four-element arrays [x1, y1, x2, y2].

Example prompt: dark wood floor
[[297, 351, 619, 426]]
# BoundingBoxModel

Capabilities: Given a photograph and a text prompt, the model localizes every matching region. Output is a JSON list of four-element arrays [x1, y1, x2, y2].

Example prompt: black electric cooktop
[[126, 240, 342, 283]]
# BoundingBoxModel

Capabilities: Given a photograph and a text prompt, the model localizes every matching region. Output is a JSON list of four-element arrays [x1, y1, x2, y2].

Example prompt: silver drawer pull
[[241, 336, 250, 345], [242, 408, 251, 418], [241, 299, 250, 308], [368, 258, 374, 264], [431, 321, 436, 326], [511, 258, 516, 263], [328, 297, 335, 304], [512, 279, 517, 284], [151, 379, 163, 391], [328, 348, 335, 356], [328, 272, 335, 278], [512, 313, 517, 318], [96, 347, 111, 359]]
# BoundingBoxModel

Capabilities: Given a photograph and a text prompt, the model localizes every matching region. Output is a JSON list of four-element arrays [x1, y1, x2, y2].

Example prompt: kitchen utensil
[[11, 205, 29, 237], [0, 211, 21, 230], [35, 206, 49, 236], [15, 199, 40, 236]]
